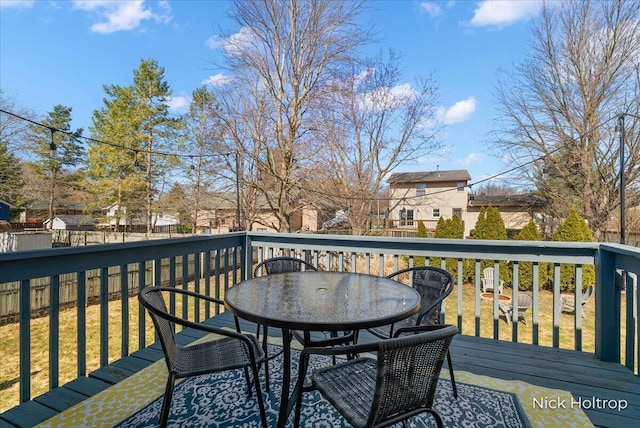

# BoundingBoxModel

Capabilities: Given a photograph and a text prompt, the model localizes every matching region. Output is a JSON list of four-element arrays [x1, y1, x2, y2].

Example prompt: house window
[[416, 183, 426, 196], [452, 208, 462, 219], [399, 208, 414, 220], [433, 208, 440, 218], [457, 181, 465, 192], [399, 208, 414, 226]]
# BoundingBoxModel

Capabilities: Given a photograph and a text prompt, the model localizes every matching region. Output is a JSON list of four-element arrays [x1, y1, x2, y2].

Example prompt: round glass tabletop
[[225, 271, 421, 331]]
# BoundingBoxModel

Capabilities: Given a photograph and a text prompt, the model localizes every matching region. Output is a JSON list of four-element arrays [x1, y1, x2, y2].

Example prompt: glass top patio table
[[224, 271, 421, 332], [224, 271, 421, 428]]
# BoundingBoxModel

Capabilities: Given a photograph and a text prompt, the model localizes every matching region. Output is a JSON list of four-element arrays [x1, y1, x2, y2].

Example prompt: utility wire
[[0, 108, 623, 202], [0, 108, 222, 159]]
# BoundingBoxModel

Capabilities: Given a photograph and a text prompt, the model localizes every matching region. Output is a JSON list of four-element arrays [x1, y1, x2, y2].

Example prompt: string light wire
[[0, 108, 623, 202]]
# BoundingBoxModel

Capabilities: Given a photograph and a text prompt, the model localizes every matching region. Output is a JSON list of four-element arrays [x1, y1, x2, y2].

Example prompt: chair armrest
[[301, 340, 378, 357], [393, 324, 456, 338], [144, 287, 256, 349], [155, 286, 225, 306]]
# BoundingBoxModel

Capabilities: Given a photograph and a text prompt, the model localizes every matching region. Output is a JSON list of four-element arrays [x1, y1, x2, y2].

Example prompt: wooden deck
[[1, 312, 638, 428]]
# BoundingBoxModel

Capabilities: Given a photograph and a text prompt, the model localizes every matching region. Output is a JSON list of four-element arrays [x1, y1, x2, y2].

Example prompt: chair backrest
[[253, 256, 317, 277], [582, 286, 594, 304], [515, 294, 533, 315], [138, 286, 179, 369], [368, 325, 458, 426], [386, 266, 454, 326], [483, 267, 494, 281]]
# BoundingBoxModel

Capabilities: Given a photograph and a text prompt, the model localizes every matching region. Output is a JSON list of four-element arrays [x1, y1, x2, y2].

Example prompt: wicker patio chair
[[138, 286, 268, 428], [499, 293, 533, 326], [367, 266, 458, 398], [252, 257, 356, 385], [560, 285, 593, 317], [295, 324, 459, 428]]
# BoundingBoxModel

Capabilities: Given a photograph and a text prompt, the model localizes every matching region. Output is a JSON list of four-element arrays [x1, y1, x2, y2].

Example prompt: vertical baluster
[[99, 267, 109, 367], [575, 265, 583, 351], [77, 270, 87, 377], [169, 257, 176, 316], [512, 262, 520, 342], [120, 264, 129, 357], [553, 263, 561, 348], [204, 250, 211, 318], [215, 250, 221, 315], [49, 274, 60, 390], [474, 259, 481, 337], [457, 258, 463, 330], [19, 279, 31, 403], [532, 262, 539, 345]]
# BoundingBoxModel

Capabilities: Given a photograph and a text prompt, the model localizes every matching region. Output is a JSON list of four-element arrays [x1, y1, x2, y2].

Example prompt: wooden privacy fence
[[0, 254, 212, 324]]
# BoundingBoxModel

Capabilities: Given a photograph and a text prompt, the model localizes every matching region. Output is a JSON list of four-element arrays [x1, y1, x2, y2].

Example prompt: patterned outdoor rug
[[116, 344, 531, 427]]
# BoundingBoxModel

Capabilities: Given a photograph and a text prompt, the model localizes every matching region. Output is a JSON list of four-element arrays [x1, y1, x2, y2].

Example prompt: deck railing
[[0, 232, 638, 412]]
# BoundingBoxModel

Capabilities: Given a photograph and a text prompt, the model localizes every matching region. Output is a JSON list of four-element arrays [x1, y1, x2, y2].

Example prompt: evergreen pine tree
[[514, 219, 543, 290], [552, 208, 595, 291], [414, 220, 428, 266]]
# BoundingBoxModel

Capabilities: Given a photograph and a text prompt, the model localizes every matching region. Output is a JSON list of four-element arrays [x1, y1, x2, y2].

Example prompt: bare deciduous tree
[[491, 0, 640, 241], [310, 51, 442, 234], [217, 0, 370, 232]]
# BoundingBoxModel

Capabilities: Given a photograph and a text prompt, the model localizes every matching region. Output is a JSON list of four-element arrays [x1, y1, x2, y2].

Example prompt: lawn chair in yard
[[499, 293, 533, 326], [560, 285, 594, 317], [481, 267, 504, 294]]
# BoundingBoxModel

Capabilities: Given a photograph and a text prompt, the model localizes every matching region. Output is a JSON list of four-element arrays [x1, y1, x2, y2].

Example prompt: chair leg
[[261, 325, 271, 391], [447, 350, 457, 398], [159, 374, 175, 428], [428, 409, 444, 428], [249, 359, 269, 428], [294, 352, 311, 428]]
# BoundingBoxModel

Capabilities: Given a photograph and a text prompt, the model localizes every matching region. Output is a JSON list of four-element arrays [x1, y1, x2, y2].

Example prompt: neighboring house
[[17, 201, 85, 223], [387, 170, 548, 238], [43, 215, 97, 231], [387, 169, 471, 235], [0, 200, 12, 222], [103, 204, 180, 229], [467, 194, 548, 237], [195, 192, 321, 234]]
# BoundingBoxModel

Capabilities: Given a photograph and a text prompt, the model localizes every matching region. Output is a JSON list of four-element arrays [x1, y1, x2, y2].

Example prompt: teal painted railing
[[0, 232, 638, 411]]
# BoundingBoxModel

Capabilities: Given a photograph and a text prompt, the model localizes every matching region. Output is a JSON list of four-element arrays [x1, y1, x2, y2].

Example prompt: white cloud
[[0, 0, 34, 9], [202, 73, 234, 87], [73, 0, 171, 34], [167, 93, 190, 113], [358, 83, 417, 112], [419, 2, 442, 19], [457, 153, 483, 166], [468, 0, 541, 28], [207, 26, 257, 58], [437, 97, 476, 124]]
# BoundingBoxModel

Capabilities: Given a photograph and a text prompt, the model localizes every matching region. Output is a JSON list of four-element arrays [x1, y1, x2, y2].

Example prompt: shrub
[[467, 205, 510, 285], [514, 219, 542, 291], [431, 215, 464, 277], [550, 208, 595, 292], [414, 220, 428, 266]]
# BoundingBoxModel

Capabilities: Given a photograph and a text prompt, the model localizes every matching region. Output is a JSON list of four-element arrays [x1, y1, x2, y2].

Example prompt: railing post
[[595, 248, 619, 362]]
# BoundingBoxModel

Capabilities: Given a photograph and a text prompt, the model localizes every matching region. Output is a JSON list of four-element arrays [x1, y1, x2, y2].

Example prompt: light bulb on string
[[49, 128, 57, 156]]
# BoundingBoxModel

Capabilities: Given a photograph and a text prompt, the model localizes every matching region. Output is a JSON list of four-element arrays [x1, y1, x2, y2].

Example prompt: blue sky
[[1, 0, 543, 184]]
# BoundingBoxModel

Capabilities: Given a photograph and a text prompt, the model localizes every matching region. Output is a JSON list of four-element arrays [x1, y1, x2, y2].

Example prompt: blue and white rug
[[116, 344, 530, 427]]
